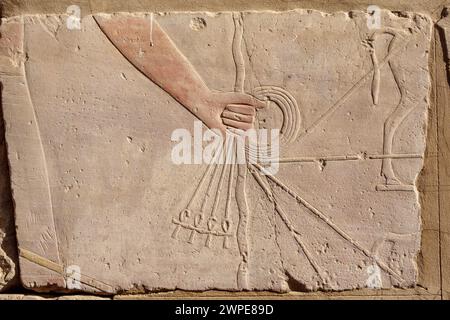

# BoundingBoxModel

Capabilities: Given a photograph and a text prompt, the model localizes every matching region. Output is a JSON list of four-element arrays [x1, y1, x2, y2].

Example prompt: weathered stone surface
[[0, 18, 19, 292], [0, 294, 110, 300], [56, 295, 110, 300], [0, 10, 432, 293], [0, 294, 48, 300], [436, 7, 450, 300], [1, 0, 446, 20], [0, 137, 17, 291]]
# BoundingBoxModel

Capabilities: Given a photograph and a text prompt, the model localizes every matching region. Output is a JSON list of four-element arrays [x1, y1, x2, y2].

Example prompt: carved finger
[[225, 104, 256, 116], [221, 110, 254, 123], [222, 118, 253, 131], [233, 93, 267, 109]]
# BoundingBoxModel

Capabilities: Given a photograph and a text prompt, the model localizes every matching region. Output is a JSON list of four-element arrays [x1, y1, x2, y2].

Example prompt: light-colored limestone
[[1, 0, 447, 20], [0, 10, 432, 293], [0, 19, 18, 292]]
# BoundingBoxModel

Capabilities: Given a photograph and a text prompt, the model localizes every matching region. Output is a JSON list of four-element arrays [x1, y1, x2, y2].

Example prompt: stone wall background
[[0, 102, 18, 291], [0, 0, 448, 299]]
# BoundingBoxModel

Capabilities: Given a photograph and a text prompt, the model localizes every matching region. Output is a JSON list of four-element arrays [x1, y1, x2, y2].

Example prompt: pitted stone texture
[[0, 19, 19, 292], [0, 294, 110, 300], [0, 141, 17, 291], [0, 10, 431, 293]]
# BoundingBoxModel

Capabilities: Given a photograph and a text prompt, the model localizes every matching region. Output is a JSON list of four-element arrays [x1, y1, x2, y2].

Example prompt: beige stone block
[[0, 18, 20, 292], [0, 10, 432, 293]]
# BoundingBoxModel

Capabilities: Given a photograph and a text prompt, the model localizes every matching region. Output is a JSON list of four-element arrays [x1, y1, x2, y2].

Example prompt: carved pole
[[232, 12, 250, 290]]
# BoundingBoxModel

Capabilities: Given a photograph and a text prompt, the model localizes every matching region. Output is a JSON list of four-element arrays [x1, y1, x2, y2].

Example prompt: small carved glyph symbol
[[367, 29, 420, 192]]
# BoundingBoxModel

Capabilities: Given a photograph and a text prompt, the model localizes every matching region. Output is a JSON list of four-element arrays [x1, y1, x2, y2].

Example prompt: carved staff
[[232, 12, 250, 290]]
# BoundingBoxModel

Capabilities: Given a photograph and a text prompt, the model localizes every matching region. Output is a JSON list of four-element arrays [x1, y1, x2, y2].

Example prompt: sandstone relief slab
[[0, 10, 431, 293], [0, 20, 19, 291]]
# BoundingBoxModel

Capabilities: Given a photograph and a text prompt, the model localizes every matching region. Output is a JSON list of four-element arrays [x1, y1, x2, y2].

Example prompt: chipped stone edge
[[0, 8, 435, 23]]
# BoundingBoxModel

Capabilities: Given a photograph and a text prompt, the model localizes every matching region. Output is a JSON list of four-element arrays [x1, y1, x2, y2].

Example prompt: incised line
[[22, 17, 62, 265], [19, 248, 114, 293], [251, 163, 405, 284]]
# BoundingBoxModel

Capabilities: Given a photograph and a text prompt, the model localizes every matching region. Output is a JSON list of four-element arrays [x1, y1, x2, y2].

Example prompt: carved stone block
[[0, 19, 19, 292], [0, 10, 432, 293]]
